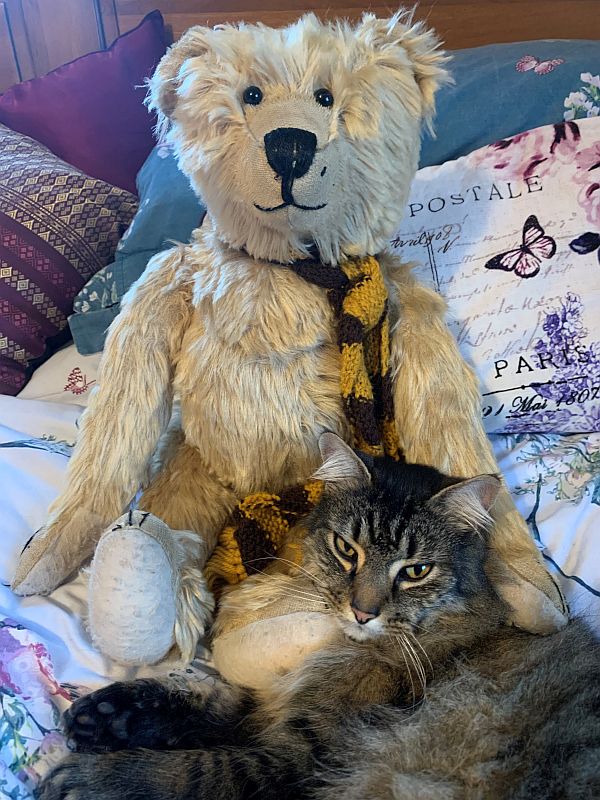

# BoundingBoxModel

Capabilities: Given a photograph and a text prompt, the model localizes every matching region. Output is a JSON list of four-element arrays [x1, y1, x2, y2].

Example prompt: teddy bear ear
[[354, 11, 451, 127], [146, 26, 213, 136]]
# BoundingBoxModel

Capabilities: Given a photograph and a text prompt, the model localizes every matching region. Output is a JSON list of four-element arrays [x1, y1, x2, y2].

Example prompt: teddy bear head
[[148, 11, 448, 264]]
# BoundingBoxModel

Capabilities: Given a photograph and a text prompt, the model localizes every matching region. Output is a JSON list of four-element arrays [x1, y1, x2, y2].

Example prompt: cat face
[[305, 434, 500, 643]]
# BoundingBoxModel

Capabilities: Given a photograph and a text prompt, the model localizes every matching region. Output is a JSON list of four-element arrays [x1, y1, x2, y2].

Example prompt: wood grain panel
[[95, 0, 120, 46], [115, 0, 600, 51], [0, 1, 21, 89], [20, 0, 102, 76]]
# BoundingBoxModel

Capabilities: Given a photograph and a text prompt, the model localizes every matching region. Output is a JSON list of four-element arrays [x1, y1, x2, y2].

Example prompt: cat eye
[[397, 564, 433, 582], [333, 534, 358, 563], [314, 88, 334, 108], [243, 85, 263, 105]]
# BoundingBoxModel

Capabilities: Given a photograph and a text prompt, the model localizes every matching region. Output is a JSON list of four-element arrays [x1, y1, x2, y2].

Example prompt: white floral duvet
[[1, 359, 600, 799]]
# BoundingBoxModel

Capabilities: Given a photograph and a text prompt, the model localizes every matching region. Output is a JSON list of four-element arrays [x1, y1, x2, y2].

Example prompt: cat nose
[[351, 602, 380, 625], [263, 127, 317, 182]]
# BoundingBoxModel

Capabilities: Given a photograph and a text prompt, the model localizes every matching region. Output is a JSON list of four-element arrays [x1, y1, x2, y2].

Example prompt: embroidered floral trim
[[64, 367, 96, 396]]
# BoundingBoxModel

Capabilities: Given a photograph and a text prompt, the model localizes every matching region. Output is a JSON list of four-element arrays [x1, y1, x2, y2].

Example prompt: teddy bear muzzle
[[256, 126, 327, 212]]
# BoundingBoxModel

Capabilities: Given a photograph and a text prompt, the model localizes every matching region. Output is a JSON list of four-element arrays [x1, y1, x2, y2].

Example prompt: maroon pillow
[[0, 125, 137, 395], [0, 11, 167, 195]]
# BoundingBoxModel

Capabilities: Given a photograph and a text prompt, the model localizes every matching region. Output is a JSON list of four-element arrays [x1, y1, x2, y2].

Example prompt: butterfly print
[[485, 215, 557, 278], [515, 55, 565, 75], [570, 231, 600, 264]]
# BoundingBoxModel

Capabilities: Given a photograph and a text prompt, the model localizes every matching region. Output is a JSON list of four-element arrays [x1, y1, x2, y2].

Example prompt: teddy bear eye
[[243, 86, 263, 106], [314, 88, 334, 108]]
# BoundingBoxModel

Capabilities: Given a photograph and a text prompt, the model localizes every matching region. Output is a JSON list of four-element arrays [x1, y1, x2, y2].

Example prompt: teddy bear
[[11, 10, 566, 674]]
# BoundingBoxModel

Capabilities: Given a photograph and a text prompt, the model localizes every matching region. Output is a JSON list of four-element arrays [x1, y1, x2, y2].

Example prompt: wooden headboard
[[1, 0, 599, 93]]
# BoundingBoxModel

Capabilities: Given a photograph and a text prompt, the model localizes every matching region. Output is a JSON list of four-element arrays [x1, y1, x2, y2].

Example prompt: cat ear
[[312, 433, 371, 489], [430, 475, 501, 534]]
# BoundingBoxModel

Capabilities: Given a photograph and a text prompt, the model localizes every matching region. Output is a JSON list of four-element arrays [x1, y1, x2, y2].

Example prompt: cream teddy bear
[[12, 11, 566, 673]]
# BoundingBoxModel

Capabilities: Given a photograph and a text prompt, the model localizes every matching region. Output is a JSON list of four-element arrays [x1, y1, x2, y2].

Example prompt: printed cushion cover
[[69, 144, 205, 355], [421, 39, 600, 168], [392, 116, 600, 434], [0, 125, 137, 395], [0, 11, 168, 195]]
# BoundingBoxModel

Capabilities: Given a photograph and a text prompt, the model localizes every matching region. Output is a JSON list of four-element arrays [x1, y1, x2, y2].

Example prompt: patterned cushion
[[421, 39, 600, 168], [0, 125, 137, 395], [0, 11, 167, 195], [392, 116, 600, 435], [69, 143, 205, 355]]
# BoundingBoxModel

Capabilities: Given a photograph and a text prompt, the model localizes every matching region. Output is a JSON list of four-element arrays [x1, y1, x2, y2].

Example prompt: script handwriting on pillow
[[485, 215, 556, 278]]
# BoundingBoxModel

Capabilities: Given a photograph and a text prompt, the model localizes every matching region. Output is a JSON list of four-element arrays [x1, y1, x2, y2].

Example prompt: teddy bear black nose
[[264, 127, 317, 184]]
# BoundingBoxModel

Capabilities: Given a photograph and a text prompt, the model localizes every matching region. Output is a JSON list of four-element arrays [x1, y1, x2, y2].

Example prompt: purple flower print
[[470, 128, 548, 179], [498, 407, 574, 434], [0, 622, 70, 702], [470, 123, 581, 181], [531, 294, 600, 432], [572, 141, 600, 226]]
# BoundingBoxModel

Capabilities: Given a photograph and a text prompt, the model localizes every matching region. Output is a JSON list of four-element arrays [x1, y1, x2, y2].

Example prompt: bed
[[1, 3, 599, 798]]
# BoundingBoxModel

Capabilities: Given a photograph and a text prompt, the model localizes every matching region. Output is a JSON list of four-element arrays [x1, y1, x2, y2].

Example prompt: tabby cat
[[39, 434, 600, 800]]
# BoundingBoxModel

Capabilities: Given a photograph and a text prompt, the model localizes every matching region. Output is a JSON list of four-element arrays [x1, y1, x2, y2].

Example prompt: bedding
[[0, 11, 168, 196], [69, 146, 206, 355], [392, 115, 600, 434], [1, 349, 600, 798], [69, 116, 600, 436], [2, 30, 599, 800], [0, 125, 137, 397], [67, 44, 600, 356], [0, 383, 215, 800], [420, 39, 600, 168]]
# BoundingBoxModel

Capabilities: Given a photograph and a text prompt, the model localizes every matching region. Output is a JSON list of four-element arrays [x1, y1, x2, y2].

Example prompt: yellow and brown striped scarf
[[205, 255, 403, 590]]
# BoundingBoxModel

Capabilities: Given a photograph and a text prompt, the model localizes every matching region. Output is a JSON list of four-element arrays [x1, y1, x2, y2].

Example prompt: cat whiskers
[[403, 634, 427, 695], [395, 633, 427, 706], [405, 629, 434, 682], [246, 556, 329, 590], [225, 565, 329, 607], [395, 635, 417, 709]]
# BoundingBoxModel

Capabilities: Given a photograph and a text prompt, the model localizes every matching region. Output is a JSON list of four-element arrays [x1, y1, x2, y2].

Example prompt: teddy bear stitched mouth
[[254, 126, 328, 213]]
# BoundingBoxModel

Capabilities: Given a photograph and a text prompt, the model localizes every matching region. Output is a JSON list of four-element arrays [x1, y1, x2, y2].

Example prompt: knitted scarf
[[204, 255, 403, 590]]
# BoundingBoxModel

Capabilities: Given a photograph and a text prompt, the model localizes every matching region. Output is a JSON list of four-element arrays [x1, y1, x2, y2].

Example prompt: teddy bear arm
[[12, 250, 195, 595], [388, 267, 566, 632]]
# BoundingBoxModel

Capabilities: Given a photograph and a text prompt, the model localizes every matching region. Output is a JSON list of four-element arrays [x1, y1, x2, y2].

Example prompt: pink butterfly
[[485, 215, 556, 279], [515, 55, 565, 75]]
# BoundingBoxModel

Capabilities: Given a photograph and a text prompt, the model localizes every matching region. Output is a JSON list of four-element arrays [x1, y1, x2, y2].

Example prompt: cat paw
[[64, 680, 175, 752]]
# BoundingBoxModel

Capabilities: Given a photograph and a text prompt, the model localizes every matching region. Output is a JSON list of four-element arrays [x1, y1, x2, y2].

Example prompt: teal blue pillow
[[69, 145, 205, 354], [421, 39, 600, 167], [70, 39, 599, 354]]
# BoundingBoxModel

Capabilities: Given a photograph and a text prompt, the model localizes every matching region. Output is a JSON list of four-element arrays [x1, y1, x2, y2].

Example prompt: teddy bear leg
[[88, 442, 238, 665], [88, 511, 210, 665], [388, 262, 567, 633]]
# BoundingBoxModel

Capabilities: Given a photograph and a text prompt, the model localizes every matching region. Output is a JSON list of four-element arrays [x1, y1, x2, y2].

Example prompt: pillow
[[17, 343, 101, 406], [420, 39, 600, 168], [0, 11, 168, 195], [0, 125, 137, 395], [392, 116, 600, 434], [69, 143, 206, 355]]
